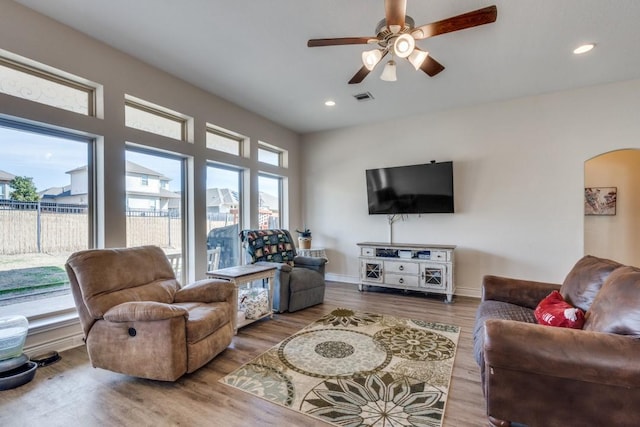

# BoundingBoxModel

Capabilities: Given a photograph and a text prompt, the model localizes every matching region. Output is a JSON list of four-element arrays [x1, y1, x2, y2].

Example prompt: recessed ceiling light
[[324, 100, 336, 107], [573, 43, 595, 55]]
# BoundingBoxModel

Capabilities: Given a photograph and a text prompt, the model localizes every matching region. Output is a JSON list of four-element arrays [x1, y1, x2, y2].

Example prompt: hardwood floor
[[0, 282, 487, 427]]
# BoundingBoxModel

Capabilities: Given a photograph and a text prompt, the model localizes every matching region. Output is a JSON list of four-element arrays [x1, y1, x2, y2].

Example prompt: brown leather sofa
[[66, 245, 235, 381], [473, 255, 640, 427]]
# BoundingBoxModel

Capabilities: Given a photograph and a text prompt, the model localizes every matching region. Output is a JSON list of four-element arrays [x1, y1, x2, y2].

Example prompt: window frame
[[124, 145, 188, 283], [0, 117, 96, 319], [257, 173, 283, 229]]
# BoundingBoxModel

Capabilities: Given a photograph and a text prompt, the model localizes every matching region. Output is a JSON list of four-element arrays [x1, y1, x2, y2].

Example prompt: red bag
[[534, 290, 585, 329]]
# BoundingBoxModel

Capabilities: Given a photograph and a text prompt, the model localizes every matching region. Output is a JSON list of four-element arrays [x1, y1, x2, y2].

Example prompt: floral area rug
[[220, 307, 460, 427]]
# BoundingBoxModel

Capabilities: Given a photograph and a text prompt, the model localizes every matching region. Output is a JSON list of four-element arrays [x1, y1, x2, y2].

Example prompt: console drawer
[[385, 274, 419, 287], [384, 261, 419, 274]]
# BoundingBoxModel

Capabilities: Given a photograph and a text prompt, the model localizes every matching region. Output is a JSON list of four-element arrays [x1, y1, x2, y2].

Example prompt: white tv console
[[357, 242, 456, 303]]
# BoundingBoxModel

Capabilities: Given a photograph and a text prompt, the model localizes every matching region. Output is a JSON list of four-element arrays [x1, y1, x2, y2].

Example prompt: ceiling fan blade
[[412, 5, 497, 40], [385, 0, 407, 31], [348, 66, 372, 84], [420, 55, 445, 77], [308, 37, 378, 47]]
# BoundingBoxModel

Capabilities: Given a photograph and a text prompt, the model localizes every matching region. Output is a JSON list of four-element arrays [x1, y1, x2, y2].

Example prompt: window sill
[[0, 294, 79, 336]]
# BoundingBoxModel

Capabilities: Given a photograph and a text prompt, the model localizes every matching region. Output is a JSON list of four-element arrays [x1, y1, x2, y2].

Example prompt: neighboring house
[[258, 191, 279, 212], [40, 161, 180, 212], [206, 188, 279, 216], [0, 169, 16, 199], [206, 188, 239, 216]]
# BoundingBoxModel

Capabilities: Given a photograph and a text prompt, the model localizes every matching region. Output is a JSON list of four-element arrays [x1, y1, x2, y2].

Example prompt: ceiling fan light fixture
[[408, 49, 429, 70], [380, 60, 397, 82], [393, 34, 415, 58], [362, 49, 383, 71]]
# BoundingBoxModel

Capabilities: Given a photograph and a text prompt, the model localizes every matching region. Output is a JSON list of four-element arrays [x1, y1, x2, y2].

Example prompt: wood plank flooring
[[0, 282, 487, 427]]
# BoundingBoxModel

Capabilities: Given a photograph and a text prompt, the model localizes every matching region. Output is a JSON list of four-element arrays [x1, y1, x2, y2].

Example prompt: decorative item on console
[[296, 228, 312, 249]]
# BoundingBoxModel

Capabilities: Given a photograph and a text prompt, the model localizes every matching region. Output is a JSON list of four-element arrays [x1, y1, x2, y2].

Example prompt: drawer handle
[[399, 265, 404, 271], [399, 278, 404, 284]]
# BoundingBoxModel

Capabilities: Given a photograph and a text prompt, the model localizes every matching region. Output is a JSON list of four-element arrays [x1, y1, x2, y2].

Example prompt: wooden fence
[[0, 208, 182, 255], [0, 210, 88, 254]]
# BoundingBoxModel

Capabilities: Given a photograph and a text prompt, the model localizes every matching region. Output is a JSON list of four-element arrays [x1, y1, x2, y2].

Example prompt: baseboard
[[326, 273, 359, 284], [25, 332, 85, 358], [454, 285, 481, 299], [23, 316, 85, 358]]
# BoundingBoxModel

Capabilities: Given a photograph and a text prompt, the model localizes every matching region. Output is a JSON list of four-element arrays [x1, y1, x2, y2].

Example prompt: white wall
[[302, 79, 640, 297], [585, 149, 640, 267]]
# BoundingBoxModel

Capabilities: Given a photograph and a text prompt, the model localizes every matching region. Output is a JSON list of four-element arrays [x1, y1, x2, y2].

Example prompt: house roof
[[0, 170, 16, 182], [66, 161, 171, 181], [12, 0, 640, 134], [207, 188, 239, 207]]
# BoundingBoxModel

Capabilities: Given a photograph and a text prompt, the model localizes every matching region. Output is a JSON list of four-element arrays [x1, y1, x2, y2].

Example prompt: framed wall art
[[585, 187, 617, 215]]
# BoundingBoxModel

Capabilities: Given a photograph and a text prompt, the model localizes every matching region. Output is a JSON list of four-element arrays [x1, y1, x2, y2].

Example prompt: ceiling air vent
[[353, 92, 374, 102]]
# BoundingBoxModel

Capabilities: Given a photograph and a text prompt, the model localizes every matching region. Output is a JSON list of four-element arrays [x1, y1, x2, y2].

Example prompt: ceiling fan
[[307, 0, 497, 84]]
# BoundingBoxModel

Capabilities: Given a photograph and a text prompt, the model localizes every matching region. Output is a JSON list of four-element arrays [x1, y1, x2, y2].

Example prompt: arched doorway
[[584, 149, 640, 266]]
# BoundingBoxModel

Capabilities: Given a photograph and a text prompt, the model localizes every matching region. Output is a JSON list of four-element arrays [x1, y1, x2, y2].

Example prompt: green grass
[[0, 266, 69, 295]]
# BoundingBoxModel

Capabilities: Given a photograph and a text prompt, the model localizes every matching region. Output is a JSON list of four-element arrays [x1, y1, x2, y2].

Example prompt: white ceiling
[[14, 0, 640, 134]]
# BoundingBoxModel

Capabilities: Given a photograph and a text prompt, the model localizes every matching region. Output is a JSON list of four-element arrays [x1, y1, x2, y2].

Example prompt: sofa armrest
[[174, 279, 234, 304], [103, 301, 188, 322], [294, 256, 326, 267], [255, 260, 292, 273], [482, 275, 560, 309], [294, 256, 326, 275], [484, 319, 640, 388]]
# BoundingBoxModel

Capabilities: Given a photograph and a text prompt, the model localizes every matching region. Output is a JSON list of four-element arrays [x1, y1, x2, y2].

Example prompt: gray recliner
[[240, 229, 326, 312]]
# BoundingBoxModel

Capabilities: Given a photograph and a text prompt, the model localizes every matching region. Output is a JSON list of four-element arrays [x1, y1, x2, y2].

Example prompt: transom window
[[0, 55, 96, 116], [206, 126, 244, 156], [125, 96, 188, 141], [258, 144, 282, 166]]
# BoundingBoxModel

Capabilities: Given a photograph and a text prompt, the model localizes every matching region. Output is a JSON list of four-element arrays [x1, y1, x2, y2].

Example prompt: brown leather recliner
[[474, 255, 640, 427], [65, 245, 235, 381]]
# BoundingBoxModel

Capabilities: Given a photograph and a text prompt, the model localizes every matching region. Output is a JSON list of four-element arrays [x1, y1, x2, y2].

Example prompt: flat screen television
[[366, 161, 454, 214]]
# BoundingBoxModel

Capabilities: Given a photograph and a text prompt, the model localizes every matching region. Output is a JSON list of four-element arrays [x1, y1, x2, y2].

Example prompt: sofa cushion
[[174, 302, 231, 343], [473, 300, 536, 369], [560, 255, 622, 312], [534, 290, 585, 329], [583, 266, 640, 337]]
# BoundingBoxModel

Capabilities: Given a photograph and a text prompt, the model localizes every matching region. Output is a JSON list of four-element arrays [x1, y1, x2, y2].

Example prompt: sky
[[1, 126, 278, 196]]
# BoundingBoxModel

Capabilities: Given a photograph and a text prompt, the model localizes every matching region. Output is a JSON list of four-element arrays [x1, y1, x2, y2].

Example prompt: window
[[125, 149, 185, 282], [125, 97, 188, 141], [206, 165, 243, 269], [258, 145, 282, 166], [0, 55, 95, 116], [141, 175, 149, 186], [258, 174, 281, 229], [206, 126, 243, 156], [0, 121, 93, 318]]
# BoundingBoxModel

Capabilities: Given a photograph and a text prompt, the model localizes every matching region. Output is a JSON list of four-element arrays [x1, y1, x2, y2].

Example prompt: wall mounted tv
[[366, 161, 454, 214]]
